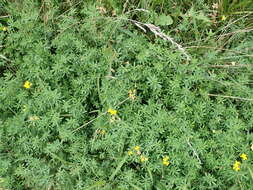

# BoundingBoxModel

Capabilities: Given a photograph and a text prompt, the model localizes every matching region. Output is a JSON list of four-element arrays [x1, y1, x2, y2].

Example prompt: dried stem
[[0, 15, 10, 18], [185, 45, 253, 56], [72, 112, 107, 133], [208, 64, 253, 68], [219, 27, 253, 37], [72, 97, 130, 133], [208, 94, 253, 101], [186, 138, 202, 165], [222, 12, 253, 31], [123, 18, 191, 61], [122, 0, 129, 13], [125, 9, 150, 14], [0, 54, 11, 62]]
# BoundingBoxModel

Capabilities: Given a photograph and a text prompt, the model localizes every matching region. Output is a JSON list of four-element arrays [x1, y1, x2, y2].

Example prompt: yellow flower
[[107, 108, 117, 115], [100, 130, 106, 135], [163, 160, 170, 166], [2, 27, 7, 31], [128, 150, 133, 156], [128, 89, 136, 100], [23, 81, 32, 89], [251, 144, 253, 151], [140, 155, 148, 162], [233, 161, 241, 171], [221, 15, 226, 21], [134, 146, 140, 151], [162, 156, 169, 162], [28, 116, 39, 121], [162, 156, 170, 166], [240, 153, 248, 161]]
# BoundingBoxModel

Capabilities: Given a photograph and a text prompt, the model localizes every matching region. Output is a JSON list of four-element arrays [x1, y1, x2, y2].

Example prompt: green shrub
[[1, 0, 253, 189]]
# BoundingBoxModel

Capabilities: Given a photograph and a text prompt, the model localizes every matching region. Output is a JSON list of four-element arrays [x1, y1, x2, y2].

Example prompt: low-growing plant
[[0, 0, 253, 190]]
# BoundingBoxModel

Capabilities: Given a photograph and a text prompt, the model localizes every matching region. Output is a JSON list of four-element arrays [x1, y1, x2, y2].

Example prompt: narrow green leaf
[[109, 155, 128, 181]]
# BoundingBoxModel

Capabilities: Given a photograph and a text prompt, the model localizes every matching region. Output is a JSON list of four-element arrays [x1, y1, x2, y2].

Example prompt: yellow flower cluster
[[240, 153, 247, 161], [23, 81, 32, 89], [233, 153, 248, 172], [107, 108, 117, 115], [107, 108, 118, 122], [134, 145, 140, 151], [162, 156, 170, 166], [127, 150, 133, 156], [0, 26, 7, 31], [127, 145, 148, 163], [221, 15, 226, 21], [233, 161, 241, 172], [28, 116, 40, 121], [128, 145, 141, 156], [96, 129, 106, 135], [128, 89, 136, 100], [140, 155, 148, 162], [100, 129, 106, 135]]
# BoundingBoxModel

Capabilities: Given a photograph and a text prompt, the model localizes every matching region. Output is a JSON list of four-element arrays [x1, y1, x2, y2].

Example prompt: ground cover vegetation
[[1, 0, 253, 189]]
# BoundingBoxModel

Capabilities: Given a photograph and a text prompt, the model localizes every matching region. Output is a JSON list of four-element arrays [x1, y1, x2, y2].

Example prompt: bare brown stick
[[208, 94, 253, 101]]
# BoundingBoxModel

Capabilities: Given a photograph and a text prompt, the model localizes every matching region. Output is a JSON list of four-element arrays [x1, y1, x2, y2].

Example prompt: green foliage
[[155, 14, 173, 26], [1, 0, 253, 190], [218, 0, 253, 14]]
